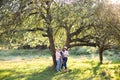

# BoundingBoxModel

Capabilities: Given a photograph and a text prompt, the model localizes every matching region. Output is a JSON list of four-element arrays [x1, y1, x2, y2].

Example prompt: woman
[[55, 49, 62, 72], [62, 47, 69, 71]]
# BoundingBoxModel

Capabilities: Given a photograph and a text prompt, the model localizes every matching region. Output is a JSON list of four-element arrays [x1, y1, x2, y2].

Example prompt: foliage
[[53, 0, 96, 48], [0, 0, 120, 65], [69, 46, 97, 55], [0, 0, 120, 49]]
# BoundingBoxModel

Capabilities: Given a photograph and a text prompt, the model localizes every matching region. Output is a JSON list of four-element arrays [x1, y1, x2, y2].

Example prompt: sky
[[55, 0, 120, 4], [110, 0, 120, 4], [55, 0, 73, 4]]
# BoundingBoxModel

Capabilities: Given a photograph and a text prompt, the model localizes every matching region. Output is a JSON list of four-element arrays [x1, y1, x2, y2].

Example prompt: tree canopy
[[0, 0, 120, 65]]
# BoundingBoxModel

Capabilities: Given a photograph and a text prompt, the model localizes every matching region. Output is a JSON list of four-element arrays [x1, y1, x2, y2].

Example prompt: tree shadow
[[26, 66, 57, 80], [0, 63, 103, 80], [54, 69, 82, 80], [0, 67, 57, 80], [0, 69, 23, 80], [93, 63, 101, 75]]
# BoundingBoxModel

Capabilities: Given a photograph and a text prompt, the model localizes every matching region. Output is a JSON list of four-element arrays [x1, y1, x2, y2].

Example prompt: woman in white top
[[55, 49, 62, 71]]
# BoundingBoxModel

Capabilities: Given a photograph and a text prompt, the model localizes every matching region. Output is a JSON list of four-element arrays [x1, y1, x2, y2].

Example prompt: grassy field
[[0, 49, 120, 80]]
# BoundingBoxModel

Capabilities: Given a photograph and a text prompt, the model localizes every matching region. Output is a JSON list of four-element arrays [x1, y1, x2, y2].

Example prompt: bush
[[103, 50, 113, 55], [69, 46, 97, 55]]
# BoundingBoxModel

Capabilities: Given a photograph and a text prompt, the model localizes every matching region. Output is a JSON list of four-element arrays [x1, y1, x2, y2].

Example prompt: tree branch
[[71, 38, 89, 43], [70, 25, 85, 37], [28, 12, 39, 16], [69, 42, 96, 48], [71, 35, 94, 43], [70, 24, 94, 37], [42, 34, 48, 37], [22, 27, 45, 32], [0, 27, 46, 37]]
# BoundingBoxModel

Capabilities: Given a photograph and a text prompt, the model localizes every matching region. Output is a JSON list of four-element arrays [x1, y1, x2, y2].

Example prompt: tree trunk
[[47, 27, 56, 67], [98, 48, 103, 64], [65, 35, 70, 48], [65, 27, 71, 48]]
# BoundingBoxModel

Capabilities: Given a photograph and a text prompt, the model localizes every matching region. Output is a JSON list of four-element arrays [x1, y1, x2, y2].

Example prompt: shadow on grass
[[93, 63, 101, 75], [53, 63, 101, 80], [53, 69, 82, 80], [26, 66, 56, 80], [0, 67, 56, 80], [0, 69, 23, 80]]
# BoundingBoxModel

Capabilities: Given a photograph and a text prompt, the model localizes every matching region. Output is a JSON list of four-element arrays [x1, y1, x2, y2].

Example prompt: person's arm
[[66, 51, 69, 57]]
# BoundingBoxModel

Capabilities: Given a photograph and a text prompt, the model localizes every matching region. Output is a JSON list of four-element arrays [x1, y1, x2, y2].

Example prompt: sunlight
[[110, 0, 120, 4]]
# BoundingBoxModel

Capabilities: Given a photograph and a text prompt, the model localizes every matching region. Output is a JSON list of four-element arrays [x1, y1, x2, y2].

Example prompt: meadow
[[0, 49, 120, 80]]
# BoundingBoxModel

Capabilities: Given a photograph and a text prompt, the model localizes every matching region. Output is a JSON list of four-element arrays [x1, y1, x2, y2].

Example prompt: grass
[[0, 49, 50, 60], [0, 49, 120, 80]]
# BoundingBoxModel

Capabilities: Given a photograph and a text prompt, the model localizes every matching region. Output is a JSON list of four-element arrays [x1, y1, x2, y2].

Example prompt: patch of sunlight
[[11, 56, 22, 61], [0, 71, 11, 76], [80, 70, 93, 79], [77, 63, 91, 68], [110, 0, 120, 4], [101, 64, 119, 69]]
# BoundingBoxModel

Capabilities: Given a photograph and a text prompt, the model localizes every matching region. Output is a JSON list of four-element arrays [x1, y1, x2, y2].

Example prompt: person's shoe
[[57, 71, 61, 73], [64, 70, 67, 72], [64, 69, 68, 72]]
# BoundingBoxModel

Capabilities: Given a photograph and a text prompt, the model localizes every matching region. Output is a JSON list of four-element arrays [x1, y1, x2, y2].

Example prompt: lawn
[[0, 49, 120, 80]]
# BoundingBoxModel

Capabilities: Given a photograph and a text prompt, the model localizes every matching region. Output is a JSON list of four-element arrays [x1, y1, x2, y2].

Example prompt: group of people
[[55, 47, 69, 72]]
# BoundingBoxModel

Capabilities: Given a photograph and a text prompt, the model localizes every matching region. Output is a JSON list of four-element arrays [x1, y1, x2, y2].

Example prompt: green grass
[[0, 49, 120, 80], [0, 49, 51, 60]]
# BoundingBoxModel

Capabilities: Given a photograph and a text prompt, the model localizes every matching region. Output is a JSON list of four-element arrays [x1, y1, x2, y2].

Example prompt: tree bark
[[65, 27, 71, 48], [47, 27, 56, 67], [98, 47, 103, 64], [39, 1, 56, 67]]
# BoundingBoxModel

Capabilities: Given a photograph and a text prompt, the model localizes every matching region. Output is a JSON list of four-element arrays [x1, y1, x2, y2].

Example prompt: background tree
[[92, 0, 120, 63]]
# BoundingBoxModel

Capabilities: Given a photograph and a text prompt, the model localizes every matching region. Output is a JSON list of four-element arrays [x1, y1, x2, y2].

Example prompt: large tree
[[54, 0, 96, 48], [0, 0, 57, 66], [92, 0, 120, 63]]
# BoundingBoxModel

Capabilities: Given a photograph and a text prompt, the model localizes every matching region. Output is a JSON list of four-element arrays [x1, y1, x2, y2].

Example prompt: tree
[[54, 0, 96, 48], [0, 0, 57, 66], [54, 0, 120, 64], [92, 0, 120, 63]]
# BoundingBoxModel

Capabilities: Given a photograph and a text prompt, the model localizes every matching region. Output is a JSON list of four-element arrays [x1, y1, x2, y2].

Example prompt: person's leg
[[61, 63, 63, 69], [63, 58, 65, 69], [56, 59, 60, 71], [56, 58, 62, 71], [64, 57, 68, 69], [59, 58, 62, 71], [62, 57, 65, 69]]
